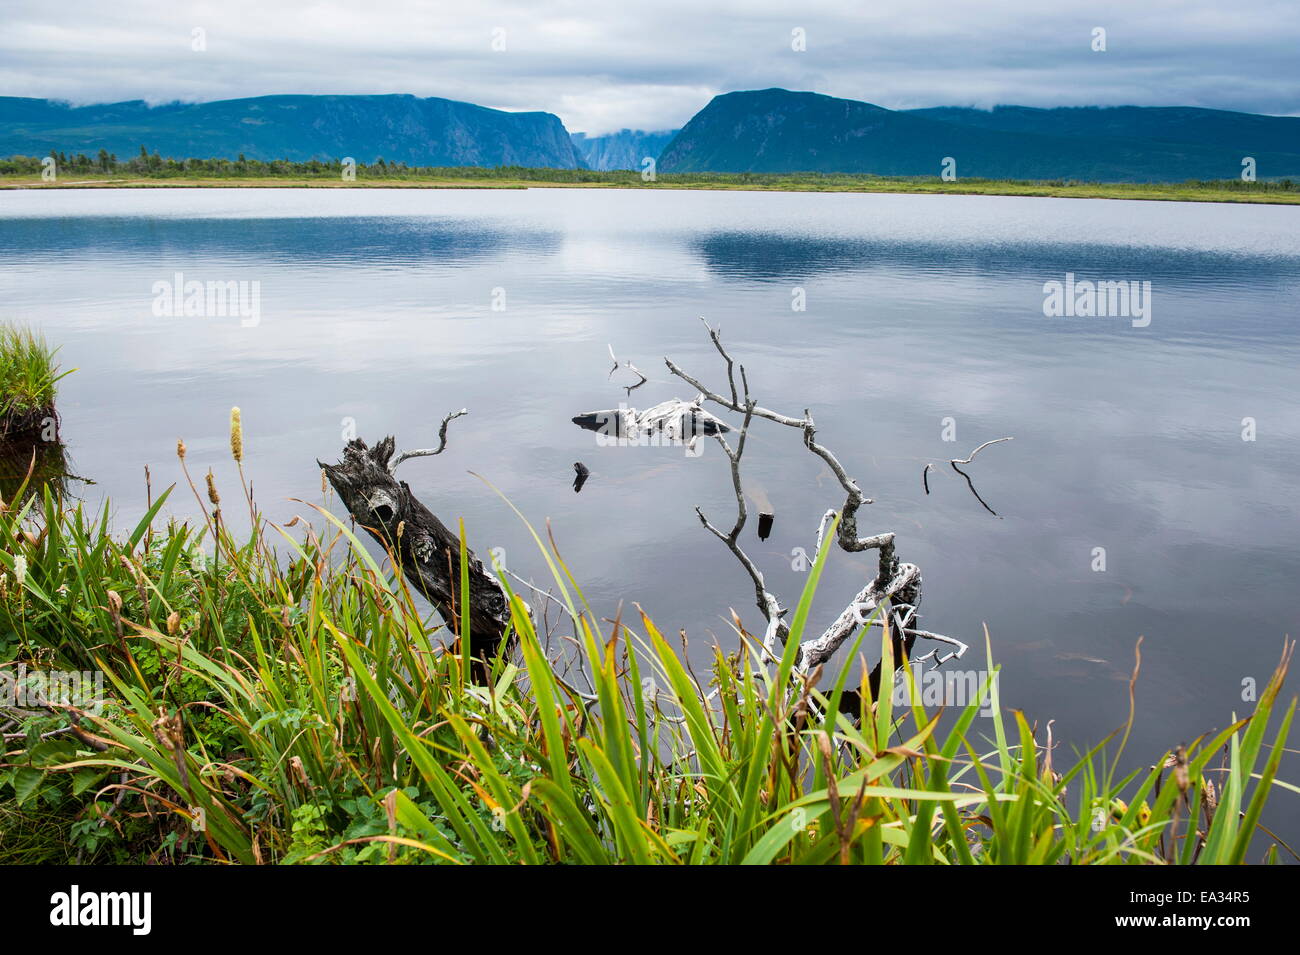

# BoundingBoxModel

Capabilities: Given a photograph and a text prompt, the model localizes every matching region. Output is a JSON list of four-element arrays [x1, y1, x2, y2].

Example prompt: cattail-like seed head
[[177, 438, 186, 460], [1173, 745, 1189, 795], [166, 610, 181, 635], [206, 470, 220, 507], [229, 407, 243, 462]]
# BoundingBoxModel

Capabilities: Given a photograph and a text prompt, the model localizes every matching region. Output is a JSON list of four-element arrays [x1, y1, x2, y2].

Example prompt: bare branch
[[798, 562, 921, 673], [389, 408, 468, 472], [855, 618, 968, 665], [694, 393, 789, 649], [814, 508, 837, 560], [907, 629, 970, 665], [667, 332, 890, 556], [607, 344, 649, 395], [700, 317, 739, 407], [951, 436, 1013, 465], [921, 437, 1013, 514], [662, 320, 978, 704], [664, 357, 807, 427], [951, 462, 999, 516]]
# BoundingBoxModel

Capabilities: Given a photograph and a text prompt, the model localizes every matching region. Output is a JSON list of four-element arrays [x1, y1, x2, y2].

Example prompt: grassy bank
[[0, 419, 1293, 864], [3, 158, 1299, 203]]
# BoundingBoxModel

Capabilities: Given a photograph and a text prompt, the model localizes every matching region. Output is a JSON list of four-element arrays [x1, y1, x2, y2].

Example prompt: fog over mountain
[[570, 130, 679, 171]]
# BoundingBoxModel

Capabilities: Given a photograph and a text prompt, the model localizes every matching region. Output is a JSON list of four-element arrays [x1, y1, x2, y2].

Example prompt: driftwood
[[319, 434, 510, 676], [923, 437, 1013, 515], [661, 318, 973, 708], [607, 344, 649, 395], [319, 322, 988, 709], [572, 398, 731, 443]]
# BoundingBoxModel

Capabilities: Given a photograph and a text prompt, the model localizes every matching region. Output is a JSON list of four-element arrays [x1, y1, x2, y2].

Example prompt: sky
[[2, 0, 1298, 135]]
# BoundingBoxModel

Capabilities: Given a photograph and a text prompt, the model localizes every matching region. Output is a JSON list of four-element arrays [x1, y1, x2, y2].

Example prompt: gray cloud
[[1, 0, 1297, 134]]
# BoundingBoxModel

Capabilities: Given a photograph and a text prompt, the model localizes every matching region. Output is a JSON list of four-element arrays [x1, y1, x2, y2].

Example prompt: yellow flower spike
[[229, 407, 243, 463]]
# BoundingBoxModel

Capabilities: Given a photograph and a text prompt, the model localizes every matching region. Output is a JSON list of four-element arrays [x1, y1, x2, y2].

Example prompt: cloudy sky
[[2, 0, 1298, 134]]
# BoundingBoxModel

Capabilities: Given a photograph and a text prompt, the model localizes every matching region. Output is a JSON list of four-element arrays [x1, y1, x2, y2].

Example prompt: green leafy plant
[[0, 435, 1293, 864]]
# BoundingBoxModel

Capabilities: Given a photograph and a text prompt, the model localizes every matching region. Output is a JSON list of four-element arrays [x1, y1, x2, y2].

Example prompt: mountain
[[658, 89, 1300, 181], [0, 94, 587, 168], [8, 88, 1300, 181], [906, 105, 1300, 157], [570, 129, 679, 170]]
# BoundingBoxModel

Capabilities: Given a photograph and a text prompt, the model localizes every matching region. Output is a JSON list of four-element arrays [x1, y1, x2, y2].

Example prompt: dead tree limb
[[607, 345, 649, 395], [691, 383, 788, 659], [665, 320, 967, 702], [388, 408, 468, 472], [319, 434, 510, 678], [951, 436, 1013, 465], [921, 437, 1013, 515]]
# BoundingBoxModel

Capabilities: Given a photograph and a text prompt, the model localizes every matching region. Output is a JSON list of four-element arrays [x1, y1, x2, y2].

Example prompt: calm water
[[2, 188, 1298, 826]]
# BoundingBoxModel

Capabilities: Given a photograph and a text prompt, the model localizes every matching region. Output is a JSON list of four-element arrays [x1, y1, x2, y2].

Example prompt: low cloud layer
[[2, 0, 1297, 134]]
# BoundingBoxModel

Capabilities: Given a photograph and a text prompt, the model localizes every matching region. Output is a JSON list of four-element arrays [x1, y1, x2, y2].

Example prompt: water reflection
[[693, 230, 1300, 296], [0, 438, 76, 507], [2, 187, 1298, 840], [0, 216, 562, 265]]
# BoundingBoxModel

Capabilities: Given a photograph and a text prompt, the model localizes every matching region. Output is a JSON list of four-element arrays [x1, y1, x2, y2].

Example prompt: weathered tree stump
[[319, 437, 511, 677]]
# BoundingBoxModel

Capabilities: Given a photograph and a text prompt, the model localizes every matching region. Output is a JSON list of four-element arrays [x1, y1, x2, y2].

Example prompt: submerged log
[[319, 437, 511, 676]]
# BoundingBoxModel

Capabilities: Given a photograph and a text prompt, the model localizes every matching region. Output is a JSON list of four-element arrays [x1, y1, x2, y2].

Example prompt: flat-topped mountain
[[0, 94, 587, 168], [657, 89, 1300, 181]]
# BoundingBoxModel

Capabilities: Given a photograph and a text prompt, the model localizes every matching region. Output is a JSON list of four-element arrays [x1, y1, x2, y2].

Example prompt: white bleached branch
[[388, 408, 468, 472], [608, 344, 649, 395], [665, 319, 966, 696]]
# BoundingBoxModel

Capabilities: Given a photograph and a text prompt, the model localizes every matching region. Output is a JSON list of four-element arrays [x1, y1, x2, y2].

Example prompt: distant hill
[[658, 89, 1300, 181], [906, 105, 1300, 156], [570, 129, 679, 170], [0, 94, 587, 168]]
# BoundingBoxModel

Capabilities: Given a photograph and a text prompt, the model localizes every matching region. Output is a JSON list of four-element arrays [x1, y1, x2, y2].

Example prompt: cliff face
[[570, 129, 678, 170], [658, 89, 1300, 182], [0, 94, 588, 168]]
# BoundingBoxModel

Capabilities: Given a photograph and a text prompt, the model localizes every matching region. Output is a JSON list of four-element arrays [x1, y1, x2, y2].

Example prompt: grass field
[[4, 170, 1300, 204]]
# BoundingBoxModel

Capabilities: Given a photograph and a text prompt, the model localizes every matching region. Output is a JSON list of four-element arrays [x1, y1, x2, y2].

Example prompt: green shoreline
[[4, 172, 1300, 204]]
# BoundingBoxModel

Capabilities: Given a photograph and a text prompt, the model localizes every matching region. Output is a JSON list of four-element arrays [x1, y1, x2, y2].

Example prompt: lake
[[1, 186, 1298, 824]]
